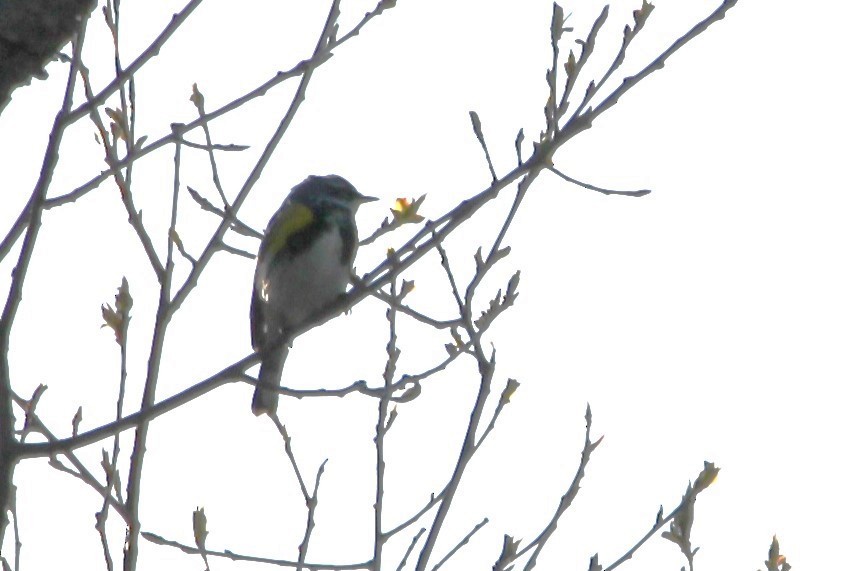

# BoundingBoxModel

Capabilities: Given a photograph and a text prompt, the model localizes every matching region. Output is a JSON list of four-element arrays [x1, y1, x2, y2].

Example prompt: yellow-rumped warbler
[[250, 174, 377, 416]]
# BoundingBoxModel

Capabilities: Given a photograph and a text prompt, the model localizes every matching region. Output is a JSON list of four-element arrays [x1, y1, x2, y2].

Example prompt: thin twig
[[173, 232, 199, 266], [385, 490, 446, 540], [373, 265, 401, 570], [414, 341, 497, 570], [186, 186, 262, 239], [272, 416, 310, 502], [473, 378, 517, 450], [518, 405, 602, 570], [122, 100, 186, 571], [331, 0, 396, 46], [97, 18, 137, 554], [395, 528, 426, 571], [369, 289, 460, 330], [431, 517, 489, 571], [11, 484, 21, 570], [392, 343, 472, 391], [189, 84, 230, 206], [216, 241, 254, 260], [469, 111, 497, 182], [573, 1, 654, 119], [79, 61, 165, 280], [603, 486, 704, 571], [0, 200, 29, 263], [10, 392, 129, 521], [549, 166, 651, 197], [546, 3, 562, 139], [485, 173, 537, 270], [141, 530, 371, 569], [297, 459, 328, 571], [178, 138, 249, 152], [359, 218, 403, 247], [559, 6, 608, 118], [97, 279, 133, 571]]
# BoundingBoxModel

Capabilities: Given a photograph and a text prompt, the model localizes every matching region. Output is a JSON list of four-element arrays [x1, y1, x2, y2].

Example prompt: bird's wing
[[252, 200, 317, 350], [250, 283, 265, 350], [262, 201, 315, 261]]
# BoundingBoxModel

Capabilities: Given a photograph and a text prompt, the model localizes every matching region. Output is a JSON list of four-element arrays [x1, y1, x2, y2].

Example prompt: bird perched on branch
[[250, 175, 377, 416]]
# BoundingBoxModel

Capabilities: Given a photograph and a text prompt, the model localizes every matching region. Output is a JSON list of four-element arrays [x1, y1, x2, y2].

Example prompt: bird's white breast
[[257, 227, 352, 330]]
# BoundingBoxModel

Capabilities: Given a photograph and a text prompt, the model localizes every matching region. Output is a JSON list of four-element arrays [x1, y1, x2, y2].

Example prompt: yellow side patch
[[266, 202, 314, 256]]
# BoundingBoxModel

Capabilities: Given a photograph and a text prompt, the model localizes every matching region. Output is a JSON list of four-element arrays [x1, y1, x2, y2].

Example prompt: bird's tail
[[252, 345, 289, 416]]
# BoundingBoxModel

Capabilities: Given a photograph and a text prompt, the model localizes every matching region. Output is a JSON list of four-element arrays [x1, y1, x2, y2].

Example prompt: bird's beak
[[358, 194, 379, 204]]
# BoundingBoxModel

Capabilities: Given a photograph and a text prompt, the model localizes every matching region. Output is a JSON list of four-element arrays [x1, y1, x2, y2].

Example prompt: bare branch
[[474, 378, 519, 450], [469, 111, 497, 183], [558, 5, 609, 118], [549, 166, 651, 197], [431, 518, 489, 571], [10, 392, 129, 522], [186, 186, 263, 239], [297, 459, 329, 570], [97, 273, 134, 571], [372, 267, 404, 569], [332, 0, 398, 47], [18, 352, 255, 459], [178, 138, 249, 152], [216, 241, 254, 260], [415, 337, 498, 570], [141, 531, 371, 570], [385, 490, 445, 540], [368, 289, 460, 330], [395, 528, 426, 571], [79, 60, 165, 280], [0, 204, 28, 264], [122, 111, 190, 570], [603, 461, 719, 571], [171, 229, 199, 266], [518, 405, 602, 570], [272, 415, 310, 502], [435, 241, 465, 313], [189, 83, 230, 206]]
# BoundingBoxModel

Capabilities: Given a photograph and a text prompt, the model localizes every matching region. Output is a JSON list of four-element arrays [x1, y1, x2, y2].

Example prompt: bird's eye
[[260, 279, 271, 302]]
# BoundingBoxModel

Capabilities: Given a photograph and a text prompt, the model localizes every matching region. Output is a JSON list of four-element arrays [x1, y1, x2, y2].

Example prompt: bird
[[250, 174, 377, 416]]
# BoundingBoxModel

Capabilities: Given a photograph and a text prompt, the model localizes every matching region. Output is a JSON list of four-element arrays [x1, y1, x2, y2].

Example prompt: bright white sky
[[1, 0, 854, 569]]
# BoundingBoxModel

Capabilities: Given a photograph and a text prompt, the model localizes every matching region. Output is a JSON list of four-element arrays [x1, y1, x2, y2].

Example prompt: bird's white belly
[[259, 228, 351, 329]]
